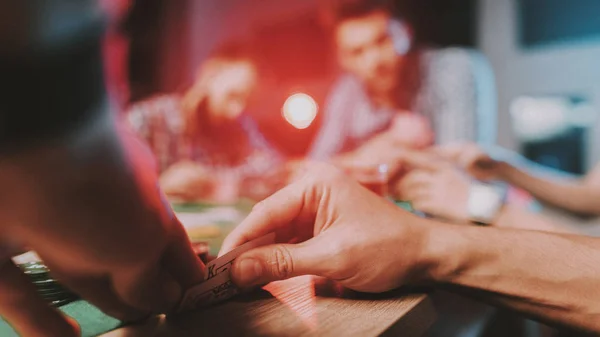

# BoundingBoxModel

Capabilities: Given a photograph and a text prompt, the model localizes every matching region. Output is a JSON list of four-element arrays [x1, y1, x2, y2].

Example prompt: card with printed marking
[[204, 232, 276, 281], [178, 272, 236, 312], [178, 232, 276, 312]]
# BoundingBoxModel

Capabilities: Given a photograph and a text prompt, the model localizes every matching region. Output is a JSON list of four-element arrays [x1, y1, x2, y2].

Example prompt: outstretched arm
[[221, 164, 600, 334], [428, 225, 600, 332], [436, 144, 600, 216], [496, 161, 600, 215]]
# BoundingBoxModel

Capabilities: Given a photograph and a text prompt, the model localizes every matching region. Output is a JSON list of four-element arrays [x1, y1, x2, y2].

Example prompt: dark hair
[[181, 39, 257, 141], [330, 0, 395, 26], [209, 40, 257, 64]]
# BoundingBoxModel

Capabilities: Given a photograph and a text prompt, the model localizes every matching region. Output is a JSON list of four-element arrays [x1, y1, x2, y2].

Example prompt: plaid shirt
[[126, 94, 282, 178]]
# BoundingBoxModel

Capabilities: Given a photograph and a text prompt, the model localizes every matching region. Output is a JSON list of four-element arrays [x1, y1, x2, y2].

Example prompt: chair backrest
[[420, 47, 498, 147]]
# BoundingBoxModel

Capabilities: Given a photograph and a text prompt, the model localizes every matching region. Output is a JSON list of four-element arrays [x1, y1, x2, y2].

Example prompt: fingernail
[[234, 258, 263, 286]]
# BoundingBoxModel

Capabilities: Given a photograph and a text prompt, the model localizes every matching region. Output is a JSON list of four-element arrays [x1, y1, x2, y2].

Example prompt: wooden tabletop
[[102, 276, 436, 337]]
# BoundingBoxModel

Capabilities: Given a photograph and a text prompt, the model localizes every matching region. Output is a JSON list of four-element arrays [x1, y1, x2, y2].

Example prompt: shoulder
[[329, 74, 364, 97], [422, 48, 493, 83], [127, 94, 182, 116], [324, 74, 365, 118], [422, 48, 479, 69]]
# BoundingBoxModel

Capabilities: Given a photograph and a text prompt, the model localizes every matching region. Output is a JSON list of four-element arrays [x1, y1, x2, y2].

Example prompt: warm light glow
[[282, 93, 318, 129], [264, 275, 318, 330]]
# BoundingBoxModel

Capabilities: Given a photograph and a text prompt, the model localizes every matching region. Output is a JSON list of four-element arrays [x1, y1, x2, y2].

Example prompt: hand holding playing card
[[219, 163, 435, 293], [399, 151, 471, 223], [0, 122, 205, 337]]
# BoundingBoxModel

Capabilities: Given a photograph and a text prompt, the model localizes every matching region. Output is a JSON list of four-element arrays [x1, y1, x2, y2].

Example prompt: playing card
[[178, 232, 276, 312], [204, 232, 276, 281], [178, 271, 236, 312]]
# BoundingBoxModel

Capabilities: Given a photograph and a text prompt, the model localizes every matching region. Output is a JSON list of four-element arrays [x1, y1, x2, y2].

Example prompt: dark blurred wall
[[479, 0, 600, 166], [520, 0, 600, 47], [125, 0, 191, 102], [395, 0, 478, 47], [124, 0, 477, 102]]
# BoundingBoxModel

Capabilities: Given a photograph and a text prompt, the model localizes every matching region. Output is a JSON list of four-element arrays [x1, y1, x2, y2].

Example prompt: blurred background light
[[282, 93, 318, 130]]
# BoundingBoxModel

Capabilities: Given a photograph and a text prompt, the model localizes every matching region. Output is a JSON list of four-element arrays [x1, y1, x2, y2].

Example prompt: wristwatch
[[467, 181, 506, 226]]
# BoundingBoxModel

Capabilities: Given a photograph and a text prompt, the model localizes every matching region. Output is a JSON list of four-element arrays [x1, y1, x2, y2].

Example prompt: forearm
[[494, 205, 573, 234], [422, 222, 600, 332], [498, 163, 600, 215], [0, 117, 173, 266]]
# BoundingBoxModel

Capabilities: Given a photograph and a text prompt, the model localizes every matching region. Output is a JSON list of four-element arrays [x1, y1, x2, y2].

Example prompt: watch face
[[468, 182, 505, 225]]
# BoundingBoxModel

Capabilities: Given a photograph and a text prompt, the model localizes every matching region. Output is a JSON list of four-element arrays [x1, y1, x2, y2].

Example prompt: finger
[[434, 143, 494, 171], [411, 198, 435, 214], [0, 261, 79, 337], [112, 263, 182, 314], [430, 142, 468, 161], [161, 221, 206, 290], [400, 150, 448, 172], [462, 148, 497, 171], [230, 237, 329, 288], [402, 187, 431, 204], [109, 188, 203, 314], [220, 181, 309, 256], [401, 171, 433, 191], [344, 164, 379, 178], [399, 171, 432, 200]]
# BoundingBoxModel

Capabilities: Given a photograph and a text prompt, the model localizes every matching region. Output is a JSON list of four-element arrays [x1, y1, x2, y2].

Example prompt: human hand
[[387, 113, 434, 149], [399, 152, 472, 223], [160, 161, 214, 201], [433, 143, 501, 181], [219, 163, 434, 293], [334, 144, 407, 197], [335, 113, 433, 189], [0, 120, 205, 337]]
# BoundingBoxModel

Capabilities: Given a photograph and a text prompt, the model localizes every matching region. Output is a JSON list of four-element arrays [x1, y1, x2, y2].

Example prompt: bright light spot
[[282, 93, 318, 129], [510, 96, 569, 141]]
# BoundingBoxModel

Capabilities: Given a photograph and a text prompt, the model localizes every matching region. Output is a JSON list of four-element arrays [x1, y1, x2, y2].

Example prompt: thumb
[[230, 240, 327, 288]]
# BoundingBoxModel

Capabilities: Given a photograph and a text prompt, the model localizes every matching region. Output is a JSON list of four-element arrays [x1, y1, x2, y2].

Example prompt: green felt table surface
[[0, 301, 120, 337], [0, 201, 413, 336]]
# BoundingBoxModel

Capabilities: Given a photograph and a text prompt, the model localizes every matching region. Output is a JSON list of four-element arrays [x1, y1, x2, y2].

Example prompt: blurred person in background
[[305, 2, 498, 335], [309, 0, 494, 173], [399, 143, 600, 232], [127, 42, 284, 203]]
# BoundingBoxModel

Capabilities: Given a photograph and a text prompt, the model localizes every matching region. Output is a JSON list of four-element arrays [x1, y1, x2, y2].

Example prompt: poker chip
[[18, 259, 79, 307]]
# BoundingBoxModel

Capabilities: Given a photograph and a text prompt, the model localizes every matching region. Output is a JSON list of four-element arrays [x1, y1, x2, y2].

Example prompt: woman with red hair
[[127, 42, 284, 203]]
